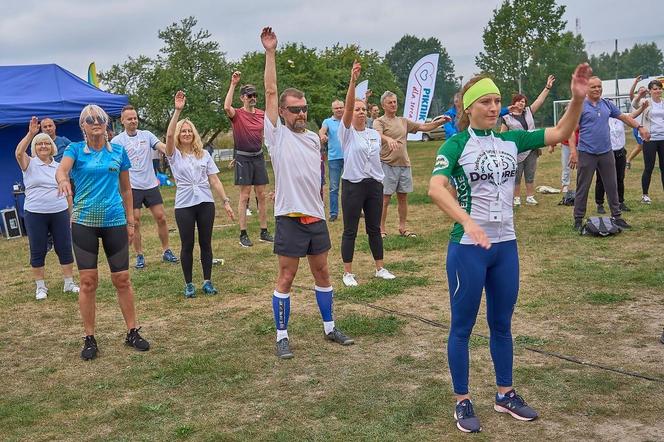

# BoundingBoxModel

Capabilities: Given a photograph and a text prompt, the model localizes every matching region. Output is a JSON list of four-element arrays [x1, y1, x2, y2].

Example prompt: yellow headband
[[463, 78, 501, 110]]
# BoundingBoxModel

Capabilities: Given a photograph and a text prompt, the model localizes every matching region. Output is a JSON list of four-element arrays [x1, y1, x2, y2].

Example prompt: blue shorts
[[633, 128, 643, 145]]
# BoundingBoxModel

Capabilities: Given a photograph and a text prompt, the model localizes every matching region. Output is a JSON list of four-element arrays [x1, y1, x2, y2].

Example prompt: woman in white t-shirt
[[15, 117, 79, 300], [338, 62, 395, 287], [632, 79, 664, 204], [166, 91, 235, 298]]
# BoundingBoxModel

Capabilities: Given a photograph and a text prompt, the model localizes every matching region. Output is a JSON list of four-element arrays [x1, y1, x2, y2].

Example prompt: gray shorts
[[381, 164, 413, 194], [516, 149, 540, 184]]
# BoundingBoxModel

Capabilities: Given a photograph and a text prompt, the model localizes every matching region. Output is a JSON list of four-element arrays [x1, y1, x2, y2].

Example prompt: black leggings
[[341, 178, 383, 263], [642, 140, 664, 194], [595, 148, 626, 204], [175, 202, 215, 283], [71, 223, 129, 272]]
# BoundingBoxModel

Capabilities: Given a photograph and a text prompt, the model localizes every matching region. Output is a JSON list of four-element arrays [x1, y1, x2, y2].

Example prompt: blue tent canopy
[[0, 64, 128, 211]]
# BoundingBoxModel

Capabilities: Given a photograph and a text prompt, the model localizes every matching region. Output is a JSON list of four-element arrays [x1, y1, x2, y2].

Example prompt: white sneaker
[[641, 195, 652, 204], [246, 208, 253, 216], [342, 272, 358, 287], [513, 197, 521, 206], [35, 286, 48, 300], [63, 282, 80, 293], [525, 196, 538, 205], [375, 267, 396, 280]]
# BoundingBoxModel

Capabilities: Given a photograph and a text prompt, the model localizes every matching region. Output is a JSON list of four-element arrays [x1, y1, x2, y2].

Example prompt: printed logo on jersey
[[470, 151, 517, 185], [433, 154, 450, 173]]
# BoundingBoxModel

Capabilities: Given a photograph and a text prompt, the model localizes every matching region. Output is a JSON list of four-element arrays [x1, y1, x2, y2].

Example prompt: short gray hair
[[380, 91, 397, 104]]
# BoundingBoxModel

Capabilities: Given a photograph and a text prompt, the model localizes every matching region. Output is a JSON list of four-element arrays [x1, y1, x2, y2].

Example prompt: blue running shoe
[[454, 399, 481, 433], [202, 280, 218, 295], [135, 254, 145, 269], [184, 283, 196, 298], [494, 389, 539, 421], [162, 249, 179, 263]]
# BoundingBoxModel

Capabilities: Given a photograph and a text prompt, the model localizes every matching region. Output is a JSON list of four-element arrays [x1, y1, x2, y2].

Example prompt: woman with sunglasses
[[338, 61, 395, 287], [632, 79, 664, 204], [428, 64, 591, 433], [16, 116, 79, 300], [56, 105, 150, 360], [166, 91, 235, 298]]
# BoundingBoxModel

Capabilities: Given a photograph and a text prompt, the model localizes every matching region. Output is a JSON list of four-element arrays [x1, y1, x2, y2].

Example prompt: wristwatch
[[223, 197, 231, 204]]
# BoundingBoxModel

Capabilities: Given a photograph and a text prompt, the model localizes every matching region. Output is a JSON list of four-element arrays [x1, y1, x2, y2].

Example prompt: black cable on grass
[[240, 277, 664, 383]]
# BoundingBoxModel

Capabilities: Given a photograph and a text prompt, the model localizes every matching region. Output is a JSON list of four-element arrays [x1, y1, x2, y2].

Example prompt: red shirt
[[231, 107, 264, 153]]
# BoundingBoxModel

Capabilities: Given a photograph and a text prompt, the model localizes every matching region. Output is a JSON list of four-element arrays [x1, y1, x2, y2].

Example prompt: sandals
[[399, 230, 417, 238]]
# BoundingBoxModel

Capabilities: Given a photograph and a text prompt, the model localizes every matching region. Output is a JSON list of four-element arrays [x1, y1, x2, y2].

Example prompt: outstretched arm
[[15, 116, 40, 171], [342, 61, 361, 129], [224, 71, 241, 119], [530, 75, 555, 114], [629, 75, 642, 101], [165, 91, 185, 157], [262, 27, 278, 126], [544, 64, 592, 146], [416, 116, 451, 132]]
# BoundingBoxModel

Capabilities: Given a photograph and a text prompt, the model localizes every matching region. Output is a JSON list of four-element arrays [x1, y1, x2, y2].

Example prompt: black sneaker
[[454, 399, 482, 433], [81, 335, 98, 360], [276, 338, 294, 359], [259, 230, 274, 243], [573, 217, 583, 233], [596, 204, 606, 214], [612, 217, 631, 229], [125, 327, 150, 351], [325, 327, 354, 346], [619, 202, 631, 212], [494, 389, 539, 421], [626, 161, 631, 170], [239, 234, 253, 248], [329, 215, 338, 222]]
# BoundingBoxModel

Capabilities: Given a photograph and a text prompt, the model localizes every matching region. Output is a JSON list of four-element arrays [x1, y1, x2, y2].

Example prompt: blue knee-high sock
[[272, 291, 290, 340], [315, 286, 335, 334]]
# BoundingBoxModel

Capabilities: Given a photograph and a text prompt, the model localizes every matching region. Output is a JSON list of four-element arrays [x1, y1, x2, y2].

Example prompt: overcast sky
[[1, 0, 662, 84]]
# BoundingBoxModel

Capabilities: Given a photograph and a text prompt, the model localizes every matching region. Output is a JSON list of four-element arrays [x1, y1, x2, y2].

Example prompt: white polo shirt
[[22, 157, 68, 213]]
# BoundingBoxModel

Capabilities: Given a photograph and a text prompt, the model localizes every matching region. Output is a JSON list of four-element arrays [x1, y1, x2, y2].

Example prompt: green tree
[[385, 35, 458, 116], [590, 42, 664, 80], [101, 16, 232, 139], [476, 0, 566, 95]]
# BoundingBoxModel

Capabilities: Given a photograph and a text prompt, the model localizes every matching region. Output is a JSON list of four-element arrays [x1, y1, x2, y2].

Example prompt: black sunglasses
[[244, 93, 257, 99], [84, 115, 107, 125], [284, 105, 308, 114]]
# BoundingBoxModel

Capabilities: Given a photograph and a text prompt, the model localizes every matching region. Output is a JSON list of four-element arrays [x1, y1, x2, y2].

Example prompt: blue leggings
[[24, 209, 74, 268], [446, 240, 519, 395]]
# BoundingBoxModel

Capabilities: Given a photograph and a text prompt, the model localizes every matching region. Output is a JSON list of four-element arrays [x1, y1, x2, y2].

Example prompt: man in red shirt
[[224, 71, 274, 247]]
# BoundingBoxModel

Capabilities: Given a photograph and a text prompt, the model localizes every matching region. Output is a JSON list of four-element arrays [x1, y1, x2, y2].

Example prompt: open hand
[[174, 90, 186, 111], [568, 150, 578, 169], [28, 116, 40, 136], [387, 137, 399, 152], [224, 202, 236, 221], [546, 75, 556, 89], [461, 219, 491, 249], [570, 63, 592, 100], [261, 27, 277, 50], [351, 60, 361, 83]]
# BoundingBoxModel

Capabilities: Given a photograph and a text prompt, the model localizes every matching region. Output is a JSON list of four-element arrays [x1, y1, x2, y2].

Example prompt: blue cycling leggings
[[446, 239, 519, 395]]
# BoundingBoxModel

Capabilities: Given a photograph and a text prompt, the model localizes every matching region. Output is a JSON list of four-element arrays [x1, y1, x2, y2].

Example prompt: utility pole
[[615, 39, 619, 96]]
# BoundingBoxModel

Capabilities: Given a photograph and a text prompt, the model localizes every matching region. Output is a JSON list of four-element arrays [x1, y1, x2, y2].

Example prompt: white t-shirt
[[264, 117, 325, 219], [111, 130, 161, 189], [22, 157, 69, 213], [649, 100, 664, 141], [167, 149, 219, 209], [338, 123, 384, 183], [608, 118, 626, 151]]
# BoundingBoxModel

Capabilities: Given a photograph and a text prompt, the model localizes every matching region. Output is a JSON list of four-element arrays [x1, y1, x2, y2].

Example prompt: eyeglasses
[[244, 93, 257, 99], [284, 105, 308, 114], [84, 115, 107, 125]]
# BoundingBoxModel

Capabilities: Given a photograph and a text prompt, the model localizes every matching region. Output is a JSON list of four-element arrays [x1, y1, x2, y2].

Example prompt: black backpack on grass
[[558, 190, 575, 206], [581, 216, 622, 237]]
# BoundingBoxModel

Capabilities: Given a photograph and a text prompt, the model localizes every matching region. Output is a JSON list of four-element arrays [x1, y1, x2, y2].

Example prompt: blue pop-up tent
[[0, 64, 128, 210]]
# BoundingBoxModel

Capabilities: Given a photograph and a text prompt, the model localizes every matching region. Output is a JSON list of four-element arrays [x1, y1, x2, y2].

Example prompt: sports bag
[[558, 190, 575, 206], [581, 216, 622, 237]]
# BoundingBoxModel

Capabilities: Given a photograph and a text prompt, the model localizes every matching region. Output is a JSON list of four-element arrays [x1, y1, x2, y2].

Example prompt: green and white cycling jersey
[[432, 127, 545, 244]]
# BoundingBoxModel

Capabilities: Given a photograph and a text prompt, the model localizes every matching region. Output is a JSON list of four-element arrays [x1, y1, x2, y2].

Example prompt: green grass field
[[1, 138, 663, 441]]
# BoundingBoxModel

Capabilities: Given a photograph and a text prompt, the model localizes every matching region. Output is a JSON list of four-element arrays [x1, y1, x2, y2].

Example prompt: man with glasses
[[224, 71, 274, 248], [111, 105, 179, 269], [319, 100, 345, 221], [40, 118, 72, 162], [261, 27, 354, 360]]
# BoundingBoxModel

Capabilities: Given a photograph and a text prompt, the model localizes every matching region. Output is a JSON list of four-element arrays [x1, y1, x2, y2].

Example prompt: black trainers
[[596, 204, 606, 214], [612, 217, 631, 229], [325, 327, 354, 346], [276, 338, 294, 359], [494, 389, 539, 421], [573, 217, 583, 233], [81, 335, 98, 360], [125, 327, 150, 351], [454, 399, 481, 433], [619, 202, 631, 212], [259, 230, 274, 243], [239, 233, 253, 248]]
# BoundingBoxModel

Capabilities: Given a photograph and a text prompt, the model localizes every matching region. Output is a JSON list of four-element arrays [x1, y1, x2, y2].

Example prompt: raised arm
[[629, 75, 642, 101], [417, 115, 451, 132], [224, 71, 241, 119], [165, 91, 185, 157], [544, 64, 592, 146], [530, 75, 555, 114], [631, 87, 647, 110], [15, 116, 40, 171], [261, 27, 278, 126], [630, 100, 648, 119], [342, 61, 361, 129]]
